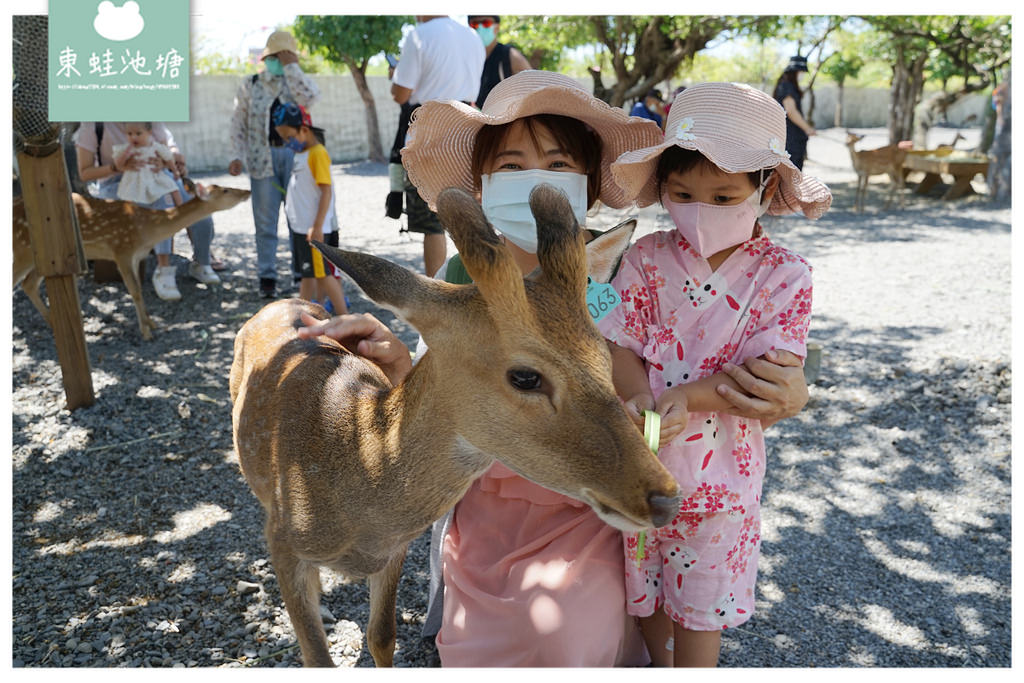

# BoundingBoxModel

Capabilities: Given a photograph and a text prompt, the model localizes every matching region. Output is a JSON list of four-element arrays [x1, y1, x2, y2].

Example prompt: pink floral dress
[[597, 225, 812, 631]]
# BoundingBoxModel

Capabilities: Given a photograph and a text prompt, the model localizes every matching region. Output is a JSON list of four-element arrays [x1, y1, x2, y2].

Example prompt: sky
[[13, 0, 998, 62]]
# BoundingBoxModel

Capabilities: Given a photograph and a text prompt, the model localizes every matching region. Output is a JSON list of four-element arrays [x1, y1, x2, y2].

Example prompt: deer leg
[[268, 540, 335, 667], [113, 253, 155, 340], [894, 169, 908, 207], [366, 546, 407, 667], [19, 268, 52, 327]]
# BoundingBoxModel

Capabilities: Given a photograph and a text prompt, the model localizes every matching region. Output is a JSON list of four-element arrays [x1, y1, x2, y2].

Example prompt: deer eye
[[507, 368, 543, 392]]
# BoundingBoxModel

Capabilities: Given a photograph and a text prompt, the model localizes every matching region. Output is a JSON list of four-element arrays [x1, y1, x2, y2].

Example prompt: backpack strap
[[94, 122, 104, 166], [444, 254, 473, 285], [499, 43, 513, 81]]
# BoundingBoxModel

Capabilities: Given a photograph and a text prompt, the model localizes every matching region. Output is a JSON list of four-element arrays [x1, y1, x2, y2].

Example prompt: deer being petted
[[230, 184, 682, 667], [12, 184, 251, 340], [845, 132, 908, 212]]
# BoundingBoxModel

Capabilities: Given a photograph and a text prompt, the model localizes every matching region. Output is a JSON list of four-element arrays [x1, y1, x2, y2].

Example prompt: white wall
[[168, 74, 404, 172], [168, 75, 991, 172]]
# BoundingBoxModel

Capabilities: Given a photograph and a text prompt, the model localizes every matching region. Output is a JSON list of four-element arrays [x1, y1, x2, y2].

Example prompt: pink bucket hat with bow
[[611, 81, 832, 218]]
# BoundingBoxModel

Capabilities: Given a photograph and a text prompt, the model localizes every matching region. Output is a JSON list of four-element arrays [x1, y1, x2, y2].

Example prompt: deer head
[[313, 185, 680, 530]]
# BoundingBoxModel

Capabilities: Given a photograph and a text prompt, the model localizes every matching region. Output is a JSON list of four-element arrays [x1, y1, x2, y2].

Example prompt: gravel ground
[[9, 126, 1011, 668]]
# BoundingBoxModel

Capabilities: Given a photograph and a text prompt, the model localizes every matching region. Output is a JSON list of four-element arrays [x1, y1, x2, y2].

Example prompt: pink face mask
[[663, 180, 770, 258]]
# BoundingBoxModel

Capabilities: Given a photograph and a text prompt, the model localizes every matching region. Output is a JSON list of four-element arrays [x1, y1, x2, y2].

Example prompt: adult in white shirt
[[391, 15, 485, 276]]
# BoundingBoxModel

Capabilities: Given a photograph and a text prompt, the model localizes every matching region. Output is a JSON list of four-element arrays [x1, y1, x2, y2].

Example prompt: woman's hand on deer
[[297, 311, 412, 386], [716, 349, 808, 427]]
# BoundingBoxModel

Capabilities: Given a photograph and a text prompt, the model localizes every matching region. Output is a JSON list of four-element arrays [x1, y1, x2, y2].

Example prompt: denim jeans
[[90, 173, 213, 263], [250, 146, 295, 282]]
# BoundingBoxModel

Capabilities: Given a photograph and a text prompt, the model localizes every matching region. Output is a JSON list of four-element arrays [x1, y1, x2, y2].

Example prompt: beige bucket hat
[[401, 70, 664, 211], [261, 30, 298, 59], [611, 81, 832, 218]]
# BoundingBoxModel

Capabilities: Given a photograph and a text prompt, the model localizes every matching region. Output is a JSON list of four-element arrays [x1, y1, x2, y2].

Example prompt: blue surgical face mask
[[475, 26, 497, 46], [284, 137, 305, 153], [480, 170, 589, 253], [264, 56, 284, 76]]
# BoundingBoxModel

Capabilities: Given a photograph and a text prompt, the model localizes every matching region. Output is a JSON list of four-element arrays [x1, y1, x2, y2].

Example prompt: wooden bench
[[902, 154, 989, 200]]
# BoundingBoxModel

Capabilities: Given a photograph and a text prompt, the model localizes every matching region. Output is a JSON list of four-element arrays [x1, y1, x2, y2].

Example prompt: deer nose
[[648, 491, 682, 528]]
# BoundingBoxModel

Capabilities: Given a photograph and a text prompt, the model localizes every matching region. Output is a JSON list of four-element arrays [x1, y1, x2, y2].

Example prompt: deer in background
[[936, 131, 967, 152], [12, 184, 251, 340], [845, 132, 908, 212], [229, 184, 682, 667]]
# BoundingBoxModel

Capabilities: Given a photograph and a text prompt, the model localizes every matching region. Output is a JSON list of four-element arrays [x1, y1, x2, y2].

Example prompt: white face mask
[[480, 170, 589, 253]]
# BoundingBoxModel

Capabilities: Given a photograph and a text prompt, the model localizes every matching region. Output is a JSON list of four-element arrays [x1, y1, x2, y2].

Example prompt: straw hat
[[611, 81, 832, 218], [261, 30, 298, 59], [401, 70, 664, 211]]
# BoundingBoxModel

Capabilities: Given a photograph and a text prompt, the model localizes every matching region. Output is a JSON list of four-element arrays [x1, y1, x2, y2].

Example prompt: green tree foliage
[[858, 15, 1011, 143], [501, 16, 596, 71], [292, 15, 411, 162], [502, 15, 784, 107], [821, 51, 864, 127]]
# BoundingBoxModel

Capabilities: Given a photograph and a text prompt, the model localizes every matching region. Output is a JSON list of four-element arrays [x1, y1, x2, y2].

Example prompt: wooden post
[[17, 149, 95, 410]]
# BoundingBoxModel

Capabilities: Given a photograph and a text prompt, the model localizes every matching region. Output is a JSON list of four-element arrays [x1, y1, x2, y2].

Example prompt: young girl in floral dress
[[598, 82, 833, 666]]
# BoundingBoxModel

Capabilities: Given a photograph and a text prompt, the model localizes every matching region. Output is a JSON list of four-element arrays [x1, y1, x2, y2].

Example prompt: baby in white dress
[[112, 122, 183, 206]]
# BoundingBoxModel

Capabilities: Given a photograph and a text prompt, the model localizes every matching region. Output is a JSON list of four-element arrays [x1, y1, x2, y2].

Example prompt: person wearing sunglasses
[[467, 15, 532, 107]]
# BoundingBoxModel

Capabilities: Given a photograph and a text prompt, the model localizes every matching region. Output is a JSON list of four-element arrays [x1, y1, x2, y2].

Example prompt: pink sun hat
[[401, 70, 664, 211], [610, 81, 832, 218]]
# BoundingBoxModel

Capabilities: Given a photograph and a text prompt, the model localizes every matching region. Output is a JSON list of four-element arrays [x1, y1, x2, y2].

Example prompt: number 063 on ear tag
[[586, 277, 620, 324]]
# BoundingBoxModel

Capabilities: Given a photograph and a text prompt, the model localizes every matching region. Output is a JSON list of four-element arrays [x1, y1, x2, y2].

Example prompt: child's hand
[[307, 226, 324, 243], [622, 393, 655, 431], [654, 385, 690, 444]]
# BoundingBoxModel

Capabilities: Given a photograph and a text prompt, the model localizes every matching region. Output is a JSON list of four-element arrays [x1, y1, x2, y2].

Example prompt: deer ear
[[311, 240, 460, 332], [586, 218, 637, 284], [434, 187, 527, 315], [530, 183, 588, 296]]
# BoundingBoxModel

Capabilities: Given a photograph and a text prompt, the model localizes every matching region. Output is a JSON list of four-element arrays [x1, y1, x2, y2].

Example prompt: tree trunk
[[346, 58, 385, 163], [588, 66, 613, 105], [889, 47, 927, 144], [834, 81, 844, 128], [988, 71, 1011, 202]]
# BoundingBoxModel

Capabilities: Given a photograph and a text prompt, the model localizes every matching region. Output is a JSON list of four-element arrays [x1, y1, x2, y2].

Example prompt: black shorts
[[403, 169, 444, 235], [290, 230, 340, 279]]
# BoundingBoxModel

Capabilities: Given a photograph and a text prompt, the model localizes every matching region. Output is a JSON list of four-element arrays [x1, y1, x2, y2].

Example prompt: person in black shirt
[[772, 55, 816, 170], [467, 15, 531, 107]]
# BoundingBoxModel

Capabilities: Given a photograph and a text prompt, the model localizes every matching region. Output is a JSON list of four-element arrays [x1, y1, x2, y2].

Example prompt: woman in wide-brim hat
[[403, 69, 663, 667], [297, 70, 816, 667]]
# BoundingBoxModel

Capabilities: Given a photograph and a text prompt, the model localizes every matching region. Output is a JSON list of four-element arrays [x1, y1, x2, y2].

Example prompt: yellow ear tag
[[636, 410, 661, 567]]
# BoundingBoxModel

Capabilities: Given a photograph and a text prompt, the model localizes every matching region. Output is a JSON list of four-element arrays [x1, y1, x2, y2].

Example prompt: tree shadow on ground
[[719, 312, 1010, 666]]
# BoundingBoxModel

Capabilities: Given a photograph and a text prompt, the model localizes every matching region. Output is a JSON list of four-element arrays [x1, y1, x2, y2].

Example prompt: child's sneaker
[[188, 261, 221, 285], [152, 265, 181, 301]]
